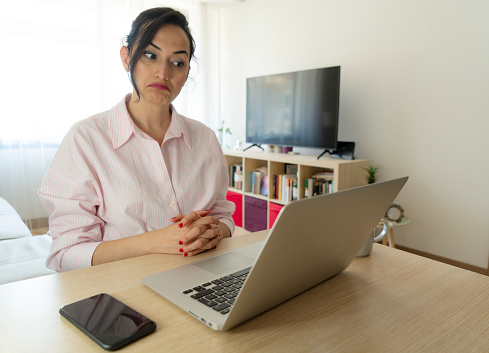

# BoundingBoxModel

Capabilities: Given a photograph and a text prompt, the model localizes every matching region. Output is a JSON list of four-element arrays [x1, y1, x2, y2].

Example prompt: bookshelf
[[224, 150, 370, 232]]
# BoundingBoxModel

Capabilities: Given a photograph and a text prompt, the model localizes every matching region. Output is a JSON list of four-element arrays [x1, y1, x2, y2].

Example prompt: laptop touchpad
[[194, 252, 253, 275]]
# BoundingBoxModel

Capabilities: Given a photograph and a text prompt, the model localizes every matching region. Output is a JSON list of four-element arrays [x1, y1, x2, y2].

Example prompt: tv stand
[[317, 149, 333, 160], [243, 144, 264, 152], [223, 150, 369, 232]]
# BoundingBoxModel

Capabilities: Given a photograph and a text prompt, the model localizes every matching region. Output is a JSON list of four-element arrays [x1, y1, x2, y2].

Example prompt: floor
[[31, 227, 49, 236]]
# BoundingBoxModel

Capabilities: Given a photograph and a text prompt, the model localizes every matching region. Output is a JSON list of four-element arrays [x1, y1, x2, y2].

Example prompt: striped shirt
[[38, 94, 235, 272]]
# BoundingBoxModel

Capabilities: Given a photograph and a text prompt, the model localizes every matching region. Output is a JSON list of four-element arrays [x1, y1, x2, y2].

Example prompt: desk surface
[[2, 231, 489, 352]]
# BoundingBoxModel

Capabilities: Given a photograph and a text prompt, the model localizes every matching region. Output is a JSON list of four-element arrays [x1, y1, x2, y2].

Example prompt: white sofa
[[0, 197, 56, 285]]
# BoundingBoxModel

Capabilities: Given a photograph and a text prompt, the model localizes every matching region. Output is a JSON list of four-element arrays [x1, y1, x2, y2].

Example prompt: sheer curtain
[[0, 0, 218, 229]]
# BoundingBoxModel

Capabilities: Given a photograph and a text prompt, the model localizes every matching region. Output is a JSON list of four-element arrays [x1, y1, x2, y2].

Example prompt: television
[[246, 66, 340, 156]]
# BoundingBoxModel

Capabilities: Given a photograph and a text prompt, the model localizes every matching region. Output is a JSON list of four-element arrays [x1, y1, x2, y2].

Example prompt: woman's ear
[[120, 46, 130, 72]]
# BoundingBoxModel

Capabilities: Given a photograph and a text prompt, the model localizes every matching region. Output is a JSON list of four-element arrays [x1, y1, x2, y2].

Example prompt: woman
[[38, 7, 235, 272]]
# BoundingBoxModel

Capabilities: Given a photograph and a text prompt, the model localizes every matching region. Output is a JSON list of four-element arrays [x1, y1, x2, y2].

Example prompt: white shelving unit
[[224, 150, 370, 231]]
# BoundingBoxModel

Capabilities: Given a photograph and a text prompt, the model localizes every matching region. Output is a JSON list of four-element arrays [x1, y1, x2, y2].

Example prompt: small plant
[[217, 120, 232, 148], [363, 165, 381, 184]]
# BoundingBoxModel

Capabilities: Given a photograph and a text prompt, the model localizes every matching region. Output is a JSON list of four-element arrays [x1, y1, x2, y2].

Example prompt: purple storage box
[[244, 196, 267, 232]]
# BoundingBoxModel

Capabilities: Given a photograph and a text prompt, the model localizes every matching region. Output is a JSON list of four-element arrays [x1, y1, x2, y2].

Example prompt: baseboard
[[395, 245, 487, 276]]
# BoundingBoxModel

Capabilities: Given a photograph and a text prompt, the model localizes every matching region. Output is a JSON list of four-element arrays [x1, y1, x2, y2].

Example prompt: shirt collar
[[164, 105, 192, 148], [108, 94, 192, 149]]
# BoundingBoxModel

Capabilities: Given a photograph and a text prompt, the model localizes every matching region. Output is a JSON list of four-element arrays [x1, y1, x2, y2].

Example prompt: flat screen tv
[[246, 66, 340, 155]]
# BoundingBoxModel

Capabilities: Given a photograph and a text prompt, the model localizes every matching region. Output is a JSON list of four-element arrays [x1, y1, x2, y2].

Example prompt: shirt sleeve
[[38, 126, 104, 272]]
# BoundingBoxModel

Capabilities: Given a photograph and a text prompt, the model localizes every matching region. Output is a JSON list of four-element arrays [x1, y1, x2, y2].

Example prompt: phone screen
[[60, 293, 156, 351]]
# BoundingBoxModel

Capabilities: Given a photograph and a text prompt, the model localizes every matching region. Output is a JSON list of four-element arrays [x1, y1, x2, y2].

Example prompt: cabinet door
[[269, 202, 284, 229], [244, 196, 267, 232], [226, 191, 243, 228]]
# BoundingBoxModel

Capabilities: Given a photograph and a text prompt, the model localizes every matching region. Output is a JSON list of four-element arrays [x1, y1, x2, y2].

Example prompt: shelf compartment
[[243, 158, 268, 194], [299, 165, 335, 198]]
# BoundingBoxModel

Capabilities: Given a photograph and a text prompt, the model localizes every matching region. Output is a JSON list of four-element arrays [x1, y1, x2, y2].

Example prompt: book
[[251, 171, 262, 194], [260, 174, 269, 196], [313, 179, 320, 196], [282, 174, 296, 201], [311, 179, 333, 196], [229, 164, 241, 188], [312, 170, 334, 181], [305, 178, 314, 198], [251, 167, 267, 195], [229, 165, 234, 187], [283, 176, 290, 201], [292, 178, 298, 201], [232, 165, 243, 190], [278, 174, 282, 200], [285, 164, 298, 174], [272, 174, 277, 199]]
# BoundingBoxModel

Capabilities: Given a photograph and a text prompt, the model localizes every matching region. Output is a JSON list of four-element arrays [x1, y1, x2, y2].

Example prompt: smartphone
[[60, 293, 156, 351]]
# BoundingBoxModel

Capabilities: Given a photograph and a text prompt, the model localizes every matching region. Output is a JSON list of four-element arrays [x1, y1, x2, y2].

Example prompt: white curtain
[[0, 0, 220, 228]]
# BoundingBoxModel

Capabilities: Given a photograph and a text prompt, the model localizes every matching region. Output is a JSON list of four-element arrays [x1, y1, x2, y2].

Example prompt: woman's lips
[[149, 83, 170, 91]]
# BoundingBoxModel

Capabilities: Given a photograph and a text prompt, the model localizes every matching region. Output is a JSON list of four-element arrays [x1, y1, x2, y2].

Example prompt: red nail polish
[[179, 248, 184, 252], [170, 217, 176, 220], [184, 253, 188, 257], [205, 209, 211, 212], [178, 223, 183, 228], [179, 240, 183, 245], [213, 246, 217, 249]]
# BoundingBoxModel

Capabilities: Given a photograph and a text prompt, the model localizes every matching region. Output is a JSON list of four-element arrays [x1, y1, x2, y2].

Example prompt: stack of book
[[250, 167, 268, 196], [271, 164, 298, 202], [275, 174, 298, 202], [229, 164, 243, 190], [305, 171, 334, 198]]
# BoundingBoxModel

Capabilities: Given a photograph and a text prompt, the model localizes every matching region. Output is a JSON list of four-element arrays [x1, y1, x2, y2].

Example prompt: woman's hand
[[92, 209, 226, 266], [170, 210, 221, 256]]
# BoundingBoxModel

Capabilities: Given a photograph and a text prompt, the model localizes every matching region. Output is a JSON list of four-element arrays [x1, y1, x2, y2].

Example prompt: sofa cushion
[[0, 234, 56, 284], [0, 197, 32, 240]]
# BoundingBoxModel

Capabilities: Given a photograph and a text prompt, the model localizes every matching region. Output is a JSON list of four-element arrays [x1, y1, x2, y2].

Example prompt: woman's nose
[[155, 62, 171, 80]]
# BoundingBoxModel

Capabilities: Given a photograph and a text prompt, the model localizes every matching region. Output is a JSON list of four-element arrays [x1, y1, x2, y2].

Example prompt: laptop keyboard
[[182, 267, 251, 315]]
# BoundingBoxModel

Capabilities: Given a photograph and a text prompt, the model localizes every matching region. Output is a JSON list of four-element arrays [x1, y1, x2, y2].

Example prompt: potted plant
[[217, 120, 232, 148], [363, 165, 381, 184]]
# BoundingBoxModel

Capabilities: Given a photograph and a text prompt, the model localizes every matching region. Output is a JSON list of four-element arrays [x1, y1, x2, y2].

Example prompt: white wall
[[218, 0, 489, 268]]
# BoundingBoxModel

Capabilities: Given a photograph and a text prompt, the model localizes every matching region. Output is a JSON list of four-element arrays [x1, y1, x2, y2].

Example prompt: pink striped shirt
[[38, 94, 235, 272]]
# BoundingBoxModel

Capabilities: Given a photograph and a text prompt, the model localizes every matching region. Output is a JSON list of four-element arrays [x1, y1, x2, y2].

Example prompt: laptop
[[141, 177, 408, 331]]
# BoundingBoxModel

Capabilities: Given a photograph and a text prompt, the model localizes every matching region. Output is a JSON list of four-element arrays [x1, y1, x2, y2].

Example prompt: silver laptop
[[142, 177, 408, 331]]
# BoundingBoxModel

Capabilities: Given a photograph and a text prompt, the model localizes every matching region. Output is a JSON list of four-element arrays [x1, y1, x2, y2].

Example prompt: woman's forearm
[[92, 216, 228, 266], [91, 230, 156, 266]]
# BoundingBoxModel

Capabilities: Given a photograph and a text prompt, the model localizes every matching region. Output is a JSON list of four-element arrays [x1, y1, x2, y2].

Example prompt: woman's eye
[[144, 51, 157, 60], [172, 61, 185, 68]]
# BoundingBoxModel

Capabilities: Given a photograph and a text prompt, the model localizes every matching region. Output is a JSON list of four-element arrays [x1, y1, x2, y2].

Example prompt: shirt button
[[170, 202, 175, 208]]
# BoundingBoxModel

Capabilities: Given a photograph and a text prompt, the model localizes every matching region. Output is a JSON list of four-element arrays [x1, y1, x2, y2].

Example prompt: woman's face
[[124, 25, 191, 106]]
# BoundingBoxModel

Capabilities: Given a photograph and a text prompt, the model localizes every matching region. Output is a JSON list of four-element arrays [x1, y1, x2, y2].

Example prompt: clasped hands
[[169, 210, 221, 257]]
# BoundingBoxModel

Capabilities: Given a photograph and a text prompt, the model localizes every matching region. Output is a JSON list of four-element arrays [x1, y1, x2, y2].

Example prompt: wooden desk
[[2, 230, 489, 352]]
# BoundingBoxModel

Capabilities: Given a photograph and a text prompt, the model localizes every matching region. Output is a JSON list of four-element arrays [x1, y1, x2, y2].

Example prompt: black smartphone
[[60, 293, 156, 351]]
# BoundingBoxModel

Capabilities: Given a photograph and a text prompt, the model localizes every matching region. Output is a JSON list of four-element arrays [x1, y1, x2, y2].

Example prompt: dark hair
[[124, 7, 196, 100]]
